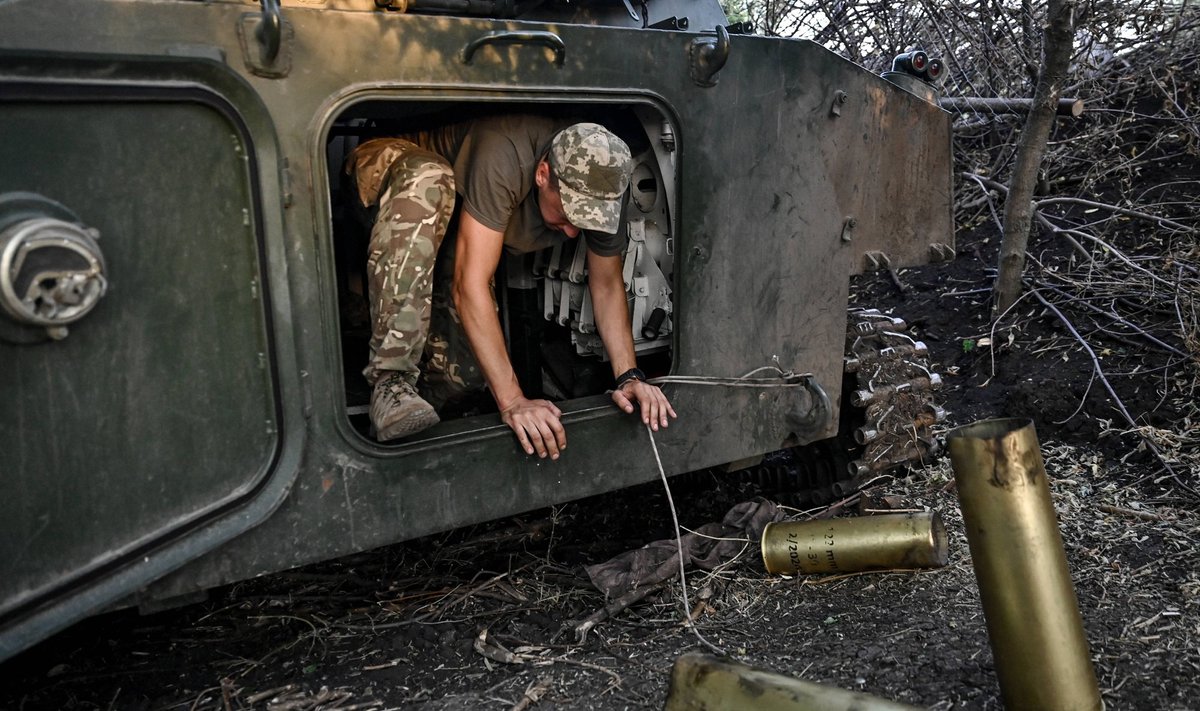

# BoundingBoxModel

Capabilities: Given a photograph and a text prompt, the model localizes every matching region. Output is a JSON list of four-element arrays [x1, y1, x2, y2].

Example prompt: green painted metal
[[0, 49, 306, 659], [0, 94, 278, 605], [0, 0, 953, 659]]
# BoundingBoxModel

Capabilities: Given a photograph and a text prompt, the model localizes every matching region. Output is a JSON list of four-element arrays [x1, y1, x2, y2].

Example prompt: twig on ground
[[362, 658, 409, 671], [510, 679, 552, 711], [187, 686, 222, 711], [570, 581, 670, 644], [244, 685, 300, 705], [799, 565, 956, 587], [474, 628, 623, 686], [220, 678, 235, 711], [1097, 504, 1166, 521]]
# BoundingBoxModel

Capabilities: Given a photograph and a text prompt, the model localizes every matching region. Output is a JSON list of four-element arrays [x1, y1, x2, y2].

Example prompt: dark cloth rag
[[584, 499, 784, 598]]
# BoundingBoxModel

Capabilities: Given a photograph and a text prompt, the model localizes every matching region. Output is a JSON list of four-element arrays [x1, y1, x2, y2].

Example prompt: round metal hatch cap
[[1, 216, 108, 330]]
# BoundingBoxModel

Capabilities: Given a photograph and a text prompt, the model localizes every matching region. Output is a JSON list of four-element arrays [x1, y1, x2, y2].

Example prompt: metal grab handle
[[688, 24, 730, 87], [256, 0, 282, 63], [460, 31, 565, 67], [786, 375, 833, 441]]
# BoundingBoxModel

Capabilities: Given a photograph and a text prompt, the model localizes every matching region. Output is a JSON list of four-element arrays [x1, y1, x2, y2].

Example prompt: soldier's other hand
[[612, 381, 677, 431], [501, 396, 567, 460]]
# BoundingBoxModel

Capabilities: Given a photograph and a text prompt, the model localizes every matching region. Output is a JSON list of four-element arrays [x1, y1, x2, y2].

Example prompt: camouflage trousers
[[363, 141, 486, 411]]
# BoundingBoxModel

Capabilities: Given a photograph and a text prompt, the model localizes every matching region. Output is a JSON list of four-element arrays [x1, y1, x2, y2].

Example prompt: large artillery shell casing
[[761, 512, 948, 575], [665, 652, 921, 710], [947, 418, 1101, 711]]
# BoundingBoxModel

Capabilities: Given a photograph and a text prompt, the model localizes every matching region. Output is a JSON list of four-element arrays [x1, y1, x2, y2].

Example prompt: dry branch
[[940, 96, 1085, 116], [1097, 503, 1166, 521], [1028, 289, 1197, 498], [570, 581, 670, 644]]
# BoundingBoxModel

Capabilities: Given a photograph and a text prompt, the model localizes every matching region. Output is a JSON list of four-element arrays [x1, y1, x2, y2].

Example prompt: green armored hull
[[0, 0, 952, 659]]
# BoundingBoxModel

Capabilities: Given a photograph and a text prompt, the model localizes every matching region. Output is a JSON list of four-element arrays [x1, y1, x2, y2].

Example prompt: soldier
[[348, 115, 676, 458]]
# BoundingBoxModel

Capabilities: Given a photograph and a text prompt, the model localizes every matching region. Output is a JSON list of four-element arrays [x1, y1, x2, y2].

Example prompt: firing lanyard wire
[[646, 364, 814, 389], [646, 423, 728, 657], [639, 364, 811, 658]]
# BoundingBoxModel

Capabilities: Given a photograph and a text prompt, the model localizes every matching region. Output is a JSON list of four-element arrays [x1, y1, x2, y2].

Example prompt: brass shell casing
[[761, 512, 948, 575], [665, 652, 921, 710], [947, 418, 1102, 711]]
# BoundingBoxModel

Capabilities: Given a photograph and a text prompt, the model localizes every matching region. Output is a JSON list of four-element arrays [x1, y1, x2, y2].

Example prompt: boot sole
[[375, 408, 440, 441]]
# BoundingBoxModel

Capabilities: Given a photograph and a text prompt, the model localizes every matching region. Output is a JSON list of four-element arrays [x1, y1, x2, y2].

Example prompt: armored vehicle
[[0, 0, 953, 659]]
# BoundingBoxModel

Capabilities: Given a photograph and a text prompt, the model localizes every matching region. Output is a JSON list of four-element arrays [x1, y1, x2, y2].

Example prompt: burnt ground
[[3, 195, 1199, 707]]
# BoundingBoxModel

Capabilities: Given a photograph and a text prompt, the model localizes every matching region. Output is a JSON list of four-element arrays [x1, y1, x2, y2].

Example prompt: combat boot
[[371, 372, 439, 440]]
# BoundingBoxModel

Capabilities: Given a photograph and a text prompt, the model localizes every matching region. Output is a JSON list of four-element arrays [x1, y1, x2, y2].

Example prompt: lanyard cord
[[638, 362, 818, 657], [646, 423, 728, 657]]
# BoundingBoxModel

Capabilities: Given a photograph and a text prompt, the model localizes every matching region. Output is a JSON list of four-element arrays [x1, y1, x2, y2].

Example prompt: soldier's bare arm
[[586, 250, 676, 430], [452, 212, 568, 459]]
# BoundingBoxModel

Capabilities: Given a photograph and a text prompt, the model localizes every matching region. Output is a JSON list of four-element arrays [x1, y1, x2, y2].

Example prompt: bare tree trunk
[[1021, 0, 1039, 86], [993, 0, 1077, 314]]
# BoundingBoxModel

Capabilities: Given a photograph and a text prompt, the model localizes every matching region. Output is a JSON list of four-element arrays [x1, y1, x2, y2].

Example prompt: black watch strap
[[615, 367, 646, 389]]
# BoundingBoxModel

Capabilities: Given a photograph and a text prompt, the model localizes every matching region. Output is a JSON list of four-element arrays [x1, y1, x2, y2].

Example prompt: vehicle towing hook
[[688, 25, 729, 87], [786, 375, 832, 442]]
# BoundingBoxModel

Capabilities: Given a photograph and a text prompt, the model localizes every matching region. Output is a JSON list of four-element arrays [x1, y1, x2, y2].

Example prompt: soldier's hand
[[612, 381, 677, 431], [501, 396, 567, 460]]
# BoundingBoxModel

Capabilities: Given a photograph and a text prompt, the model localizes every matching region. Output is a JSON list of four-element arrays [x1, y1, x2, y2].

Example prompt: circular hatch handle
[[460, 31, 566, 68], [0, 203, 108, 341]]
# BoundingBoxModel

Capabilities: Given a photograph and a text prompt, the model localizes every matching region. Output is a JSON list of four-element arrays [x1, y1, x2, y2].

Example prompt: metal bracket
[[237, 0, 292, 78], [830, 89, 848, 117], [864, 251, 891, 271], [688, 25, 729, 88], [648, 16, 689, 31], [840, 216, 857, 243], [929, 242, 955, 262], [618, 0, 641, 23]]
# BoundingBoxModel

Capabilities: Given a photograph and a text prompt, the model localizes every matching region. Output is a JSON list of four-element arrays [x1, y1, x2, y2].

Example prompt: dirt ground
[[3, 200, 1198, 710]]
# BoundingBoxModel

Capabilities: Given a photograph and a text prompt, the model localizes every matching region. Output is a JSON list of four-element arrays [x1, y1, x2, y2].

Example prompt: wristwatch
[[615, 367, 646, 389]]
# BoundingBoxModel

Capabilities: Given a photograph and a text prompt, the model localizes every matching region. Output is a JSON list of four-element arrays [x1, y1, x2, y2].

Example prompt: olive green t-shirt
[[417, 115, 626, 257]]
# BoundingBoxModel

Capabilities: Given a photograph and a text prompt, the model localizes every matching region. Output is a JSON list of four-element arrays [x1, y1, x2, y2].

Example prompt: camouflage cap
[[548, 123, 633, 235]]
